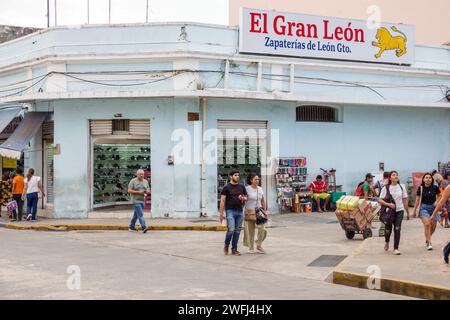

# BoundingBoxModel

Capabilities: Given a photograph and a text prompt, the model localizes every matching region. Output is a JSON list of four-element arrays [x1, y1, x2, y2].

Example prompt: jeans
[[26, 192, 39, 220], [419, 204, 440, 221], [385, 210, 404, 250], [12, 194, 24, 221], [224, 209, 244, 251], [130, 203, 146, 229]]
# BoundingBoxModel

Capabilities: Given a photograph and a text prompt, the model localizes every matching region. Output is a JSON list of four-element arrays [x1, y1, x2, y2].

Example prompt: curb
[[332, 270, 450, 300], [332, 239, 450, 300], [2, 224, 227, 232]]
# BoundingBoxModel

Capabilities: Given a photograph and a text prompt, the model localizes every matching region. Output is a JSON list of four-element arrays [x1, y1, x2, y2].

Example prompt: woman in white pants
[[243, 173, 268, 254]]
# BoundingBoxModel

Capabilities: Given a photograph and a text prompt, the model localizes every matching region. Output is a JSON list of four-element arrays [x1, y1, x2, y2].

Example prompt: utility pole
[[87, 0, 90, 24], [108, 0, 111, 24], [54, 0, 57, 26], [146, 0, 149, 23], [46, 0, 50, 27]]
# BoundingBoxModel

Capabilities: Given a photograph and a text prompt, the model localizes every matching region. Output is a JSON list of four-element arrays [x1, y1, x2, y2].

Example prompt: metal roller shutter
[[130, 120, 150, 137], [90, 120, 112, 136], [217, 120, 267, 139]]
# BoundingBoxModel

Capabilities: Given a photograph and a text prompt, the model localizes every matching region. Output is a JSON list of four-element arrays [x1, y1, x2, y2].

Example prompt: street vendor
[[363, 173, 378, 200], [309, 175, 330, 213]]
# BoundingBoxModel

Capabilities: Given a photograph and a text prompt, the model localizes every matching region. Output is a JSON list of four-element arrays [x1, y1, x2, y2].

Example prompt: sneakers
[[393, 249, 401, 255], [128, 227, 137, 232], [384, 242, 389, 251], [426, 242, 433, 251], [248, 249, 256, 254], [142, 227, 149, 234], [231, 249, 241, 256], [224, 245, 229, 255], [26, 214, 32, 221]]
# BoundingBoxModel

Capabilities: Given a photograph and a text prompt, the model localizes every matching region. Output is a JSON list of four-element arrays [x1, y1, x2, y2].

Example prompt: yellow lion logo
[[372, 26, 407, 58]]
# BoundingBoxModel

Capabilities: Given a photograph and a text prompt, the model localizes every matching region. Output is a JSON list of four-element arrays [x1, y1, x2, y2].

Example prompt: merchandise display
[[275, 157, 309, 213], [93, 143, 151, 207]]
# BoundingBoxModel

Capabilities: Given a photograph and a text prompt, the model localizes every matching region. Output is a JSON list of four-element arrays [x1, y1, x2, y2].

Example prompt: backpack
[[379, 185, 399, 224], [355, 181, 365, 197]]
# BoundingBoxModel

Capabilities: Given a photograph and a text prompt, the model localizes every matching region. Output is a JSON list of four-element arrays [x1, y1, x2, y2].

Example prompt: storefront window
[[217, 138, 261, 207], [93, 143, 151, 207]]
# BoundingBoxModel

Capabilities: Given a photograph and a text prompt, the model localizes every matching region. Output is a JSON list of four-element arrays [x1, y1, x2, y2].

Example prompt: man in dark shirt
[[219, 169, 247, 256]]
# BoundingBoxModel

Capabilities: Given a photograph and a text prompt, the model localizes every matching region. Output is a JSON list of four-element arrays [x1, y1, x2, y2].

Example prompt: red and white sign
[[239, 8, 415, 65]]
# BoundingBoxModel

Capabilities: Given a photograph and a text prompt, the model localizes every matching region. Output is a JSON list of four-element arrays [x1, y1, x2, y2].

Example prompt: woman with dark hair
[[21, 168, 45, 222], [379, 171, 410, 255], [413, 173, 441, 250], [0, 173, 13, 217], [437, 172, 450, 228], [243, 173, 268, 253]]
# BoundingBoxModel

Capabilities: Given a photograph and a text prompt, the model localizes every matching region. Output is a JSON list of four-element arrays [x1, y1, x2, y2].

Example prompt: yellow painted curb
[[3, 224, 226, 232], [332, 238, 450, 299], [332, 270, 450, 300]]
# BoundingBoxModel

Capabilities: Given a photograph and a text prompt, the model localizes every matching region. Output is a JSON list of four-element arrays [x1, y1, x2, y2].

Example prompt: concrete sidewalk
[[0, 215, 226, 231], [333, 218, 450, 299]]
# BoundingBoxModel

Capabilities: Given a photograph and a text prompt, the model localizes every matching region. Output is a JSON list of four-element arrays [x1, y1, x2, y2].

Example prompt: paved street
[[0, 214, 412, 299]]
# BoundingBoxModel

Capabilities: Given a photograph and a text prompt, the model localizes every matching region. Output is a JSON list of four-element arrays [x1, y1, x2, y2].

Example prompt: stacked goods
[[275, 157, 308, 213], [335, 196, 378, 230]]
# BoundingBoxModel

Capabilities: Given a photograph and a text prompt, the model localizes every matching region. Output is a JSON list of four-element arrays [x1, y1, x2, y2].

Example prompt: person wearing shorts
[[413, 173, 440, 251], [309, 175, 330, 213]]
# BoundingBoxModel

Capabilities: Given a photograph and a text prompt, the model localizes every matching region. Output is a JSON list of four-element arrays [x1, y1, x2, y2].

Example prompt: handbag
[[256, 207, 268, 225], [379, 185, 396, 225], [255, 188, 268, 225], [244, 208, 257, 221]]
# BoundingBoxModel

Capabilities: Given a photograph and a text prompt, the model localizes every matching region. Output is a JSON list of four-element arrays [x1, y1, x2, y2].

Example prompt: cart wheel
[[363, 228, 373, 239], [345, 230, 355, 239]]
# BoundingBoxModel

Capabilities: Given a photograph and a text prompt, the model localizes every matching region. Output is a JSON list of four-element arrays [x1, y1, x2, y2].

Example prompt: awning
[[0, 107, 21, 133], [0, 112, 49, 159]]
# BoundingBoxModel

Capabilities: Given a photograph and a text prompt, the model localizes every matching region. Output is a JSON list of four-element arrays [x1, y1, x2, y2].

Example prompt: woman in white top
[[243, 173, 268, 254], [379, 171, 410, 255], [21, 168, 45, 222]]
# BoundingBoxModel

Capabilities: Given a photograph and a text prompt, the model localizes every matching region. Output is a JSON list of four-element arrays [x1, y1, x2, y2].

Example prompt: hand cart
[[337, 214, 374, 240]]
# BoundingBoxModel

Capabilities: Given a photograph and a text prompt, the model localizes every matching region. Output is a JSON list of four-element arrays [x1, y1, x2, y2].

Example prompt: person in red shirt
[[309, 175, 331, 213]]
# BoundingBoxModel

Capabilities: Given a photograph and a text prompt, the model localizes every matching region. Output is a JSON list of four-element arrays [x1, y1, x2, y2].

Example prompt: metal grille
[[112, 119, 130, 132], [296, 105, 338, 122], [42, 121, 54, 141], [307, 255, 347, 267]]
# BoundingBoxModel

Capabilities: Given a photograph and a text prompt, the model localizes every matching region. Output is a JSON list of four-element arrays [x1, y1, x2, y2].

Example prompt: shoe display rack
[[93, 144, 151, 207], [275, 157, 308, 213], [216, 142, 261, 208]]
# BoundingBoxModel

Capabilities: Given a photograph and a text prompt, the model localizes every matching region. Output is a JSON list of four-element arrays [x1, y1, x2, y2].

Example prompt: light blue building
[[0, 22, 449, 219]]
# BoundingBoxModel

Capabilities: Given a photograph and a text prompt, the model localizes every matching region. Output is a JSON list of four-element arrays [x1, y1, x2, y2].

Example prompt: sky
[[0, 0, 229, 28]]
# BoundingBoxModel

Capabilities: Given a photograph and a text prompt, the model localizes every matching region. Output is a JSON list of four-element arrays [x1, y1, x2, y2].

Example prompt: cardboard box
[[335, 209, 343, 222], [358, 199, 373, 217]]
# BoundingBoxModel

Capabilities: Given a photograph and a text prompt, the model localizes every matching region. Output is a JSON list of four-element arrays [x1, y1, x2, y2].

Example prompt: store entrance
[[216, 120, 268, 208], [92, 141, 151, 209]]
